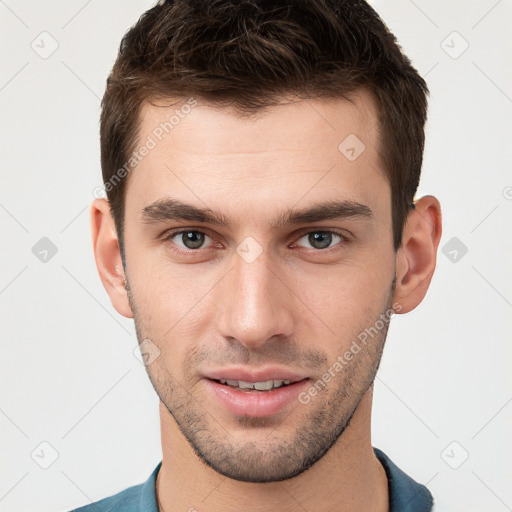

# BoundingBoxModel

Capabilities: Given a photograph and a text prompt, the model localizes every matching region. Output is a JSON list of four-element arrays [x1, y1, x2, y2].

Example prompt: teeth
[[217, 379, 293, 390], [254, 381, 273, 390]]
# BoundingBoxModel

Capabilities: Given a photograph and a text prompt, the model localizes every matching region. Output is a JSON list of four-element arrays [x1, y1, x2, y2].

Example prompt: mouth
[[203, 371, 310, 418], [211, 378, 296, 391]]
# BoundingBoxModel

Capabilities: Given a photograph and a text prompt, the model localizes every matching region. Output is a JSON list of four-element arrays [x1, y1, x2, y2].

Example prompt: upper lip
[[203, 367, 309, 383]]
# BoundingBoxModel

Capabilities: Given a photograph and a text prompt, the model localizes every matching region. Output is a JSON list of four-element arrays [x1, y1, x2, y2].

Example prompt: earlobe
[[90, 198, 133, 319], [393, 195, 442, 314]]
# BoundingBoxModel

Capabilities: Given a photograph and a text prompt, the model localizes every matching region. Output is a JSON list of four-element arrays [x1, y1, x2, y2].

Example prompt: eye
[[163, 230, 214, 251], [161, 228, 348, 255], [294, 230, 345, 250]]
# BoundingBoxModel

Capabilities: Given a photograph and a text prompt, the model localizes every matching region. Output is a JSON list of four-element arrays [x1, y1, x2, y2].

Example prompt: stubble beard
[[127, 276, 395, 483]]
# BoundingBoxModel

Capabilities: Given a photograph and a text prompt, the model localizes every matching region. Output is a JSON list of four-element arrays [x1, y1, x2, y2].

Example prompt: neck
[[156, 387, 388, 512]]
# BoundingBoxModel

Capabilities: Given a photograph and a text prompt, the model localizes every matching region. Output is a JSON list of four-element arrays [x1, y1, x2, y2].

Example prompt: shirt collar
[[374, 447, 433, 511]]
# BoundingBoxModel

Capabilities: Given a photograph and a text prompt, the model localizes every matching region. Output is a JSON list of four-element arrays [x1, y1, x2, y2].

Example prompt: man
[[74, 0, 442, 510]]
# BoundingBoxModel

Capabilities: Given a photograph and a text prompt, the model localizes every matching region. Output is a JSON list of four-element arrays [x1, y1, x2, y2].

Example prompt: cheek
[[127, 252, 219, 361], [298, 259, 394, 346], [128, 243, 199, 309]]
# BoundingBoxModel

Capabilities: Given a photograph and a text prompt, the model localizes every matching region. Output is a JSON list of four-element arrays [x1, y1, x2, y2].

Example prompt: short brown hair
[[100, 0, 429, 263]]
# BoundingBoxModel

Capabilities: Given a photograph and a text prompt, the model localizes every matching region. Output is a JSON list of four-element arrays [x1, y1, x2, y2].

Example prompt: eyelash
[[160, 228, 349, 255]]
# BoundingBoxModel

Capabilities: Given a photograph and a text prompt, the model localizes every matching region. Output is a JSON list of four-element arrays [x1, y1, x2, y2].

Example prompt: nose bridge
[[217, 249, 293, 348]]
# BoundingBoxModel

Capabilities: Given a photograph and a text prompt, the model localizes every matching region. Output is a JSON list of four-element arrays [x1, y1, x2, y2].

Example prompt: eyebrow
[[140, 197, 373, 230]]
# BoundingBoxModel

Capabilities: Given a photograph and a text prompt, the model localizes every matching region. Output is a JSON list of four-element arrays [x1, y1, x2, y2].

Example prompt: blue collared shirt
[[69, 447, 433, 511]]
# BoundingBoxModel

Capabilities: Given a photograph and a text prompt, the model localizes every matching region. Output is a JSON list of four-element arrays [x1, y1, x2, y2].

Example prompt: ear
[[393, 195, 442, 314], [90, 198, 133, 319]]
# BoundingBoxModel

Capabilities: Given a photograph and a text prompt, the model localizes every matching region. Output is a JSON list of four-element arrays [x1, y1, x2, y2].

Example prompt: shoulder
[[69, 483, 143, 512], [65, 461, 161, 512]]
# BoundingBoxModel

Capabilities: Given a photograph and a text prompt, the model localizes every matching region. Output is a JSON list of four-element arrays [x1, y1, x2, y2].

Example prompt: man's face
[[122, 91, 397, 482]]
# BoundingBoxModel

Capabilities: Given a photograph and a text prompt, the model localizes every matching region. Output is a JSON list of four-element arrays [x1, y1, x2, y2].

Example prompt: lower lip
[[204, 379, 309, 418]]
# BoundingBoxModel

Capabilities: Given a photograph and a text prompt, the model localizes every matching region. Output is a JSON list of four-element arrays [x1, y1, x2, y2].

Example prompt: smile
[[215, 379, 293, 391], [205, 377, 310, 417]]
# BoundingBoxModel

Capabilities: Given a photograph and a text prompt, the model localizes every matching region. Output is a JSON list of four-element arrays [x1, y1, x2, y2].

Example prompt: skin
[[91, 89, 442, 512]]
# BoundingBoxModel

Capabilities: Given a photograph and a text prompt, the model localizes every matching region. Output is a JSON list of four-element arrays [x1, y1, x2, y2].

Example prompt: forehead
[[125, 90, 389, 227]]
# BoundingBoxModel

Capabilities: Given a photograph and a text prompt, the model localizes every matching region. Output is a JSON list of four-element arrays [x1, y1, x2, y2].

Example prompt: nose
[[216, 249, 294, 351]]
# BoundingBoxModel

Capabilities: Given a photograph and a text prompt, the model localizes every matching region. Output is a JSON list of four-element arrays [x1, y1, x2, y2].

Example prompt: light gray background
[[1, 1, 511, 511]]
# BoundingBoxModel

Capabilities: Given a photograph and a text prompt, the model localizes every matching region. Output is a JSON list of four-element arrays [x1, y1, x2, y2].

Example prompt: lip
[[202, 367, 310, 418]]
